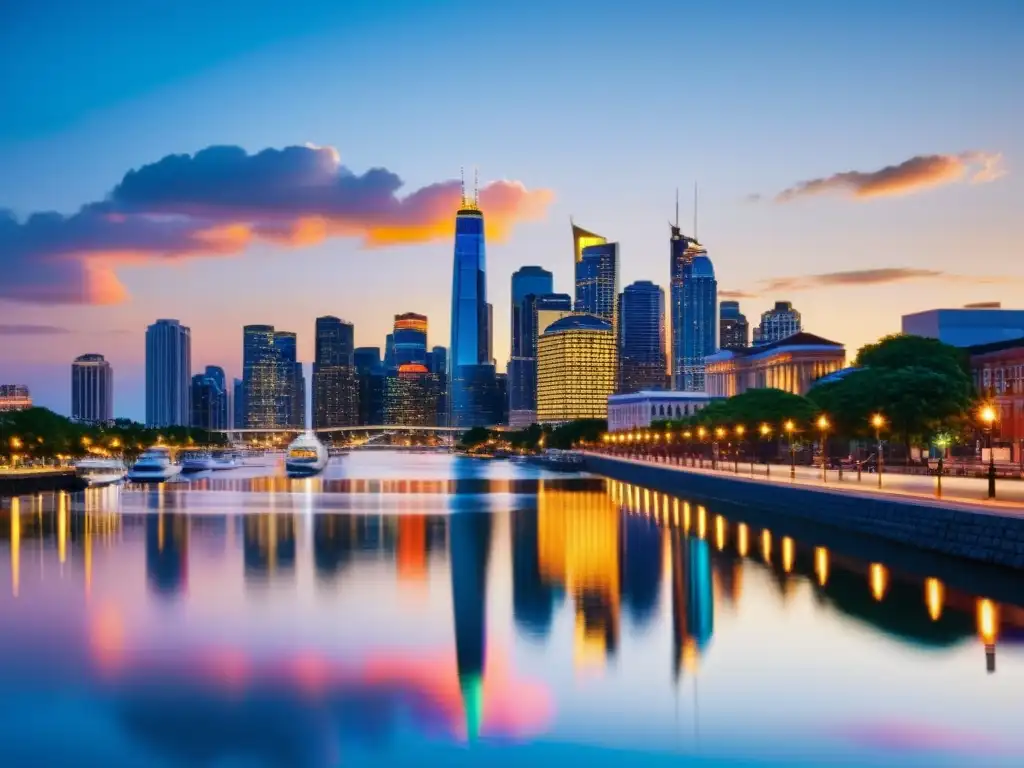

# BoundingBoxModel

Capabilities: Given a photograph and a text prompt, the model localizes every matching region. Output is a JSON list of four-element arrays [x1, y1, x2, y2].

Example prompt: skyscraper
[[719, 300, 749, 350], [145, 319, 191, 427], [232, 378, 244, 429], [669, 215, 717, 391], [534, 293, 573, 338], [576, 242, 620, 330], [312, 316, 358, 429], [537, 314, 617, 424], [753, 301, 802, 345], [384, 364, 442, 426], [71, 353, 113, 423], [618, 281, 667, 393], [508, 266, 554, 427], [355, 346, 385, 426], [393, 313, 428, 366], [571, 220, 607, 266], [273, 331, 304, 428], [191, 371, 227, 430], [242, 325, 277, 429], [449, 177, 498, 427]]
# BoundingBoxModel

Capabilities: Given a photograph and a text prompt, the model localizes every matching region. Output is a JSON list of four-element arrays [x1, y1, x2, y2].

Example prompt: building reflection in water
[[243, 514, 297, 584], [671, 532, 714, 679], [511, 505, 562, 638], [145, 514, 189, 597]]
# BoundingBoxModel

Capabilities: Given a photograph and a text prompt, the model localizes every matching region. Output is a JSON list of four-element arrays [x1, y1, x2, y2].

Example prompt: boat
[[127, 446, 182, 482], [285, 432, 329, 476], [211, 452, 242, 470], [74, 457, 128, 487], [526, 449, 586, 472], [180, 452, 217, 473]]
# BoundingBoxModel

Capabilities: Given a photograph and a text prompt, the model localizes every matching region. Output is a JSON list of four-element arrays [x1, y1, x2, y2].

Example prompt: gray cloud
[[0, 323, 72, 335]]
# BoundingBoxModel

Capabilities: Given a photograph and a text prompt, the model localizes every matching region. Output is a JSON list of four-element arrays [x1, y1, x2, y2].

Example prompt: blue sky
[[2, 0, 1022, 419]]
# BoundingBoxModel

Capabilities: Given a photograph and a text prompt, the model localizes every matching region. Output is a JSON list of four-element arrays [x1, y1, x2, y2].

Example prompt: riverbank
[[585, 453, 1024, 570], [0, 469, 85, 496]]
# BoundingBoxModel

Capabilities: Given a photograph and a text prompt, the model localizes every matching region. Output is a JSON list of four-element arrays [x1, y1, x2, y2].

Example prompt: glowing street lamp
[[10, 436, 22, 450], [871, 413, 885, 488], [784, 420, 796, 479], [980, 404, 998, 499], [759, 423, 772, 476], [816, 415, 830, 482], [735, 424, 746, 474]]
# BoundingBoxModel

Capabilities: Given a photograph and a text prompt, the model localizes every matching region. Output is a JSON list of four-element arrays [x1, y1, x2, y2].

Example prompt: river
[[0, 450, 1021, 767]]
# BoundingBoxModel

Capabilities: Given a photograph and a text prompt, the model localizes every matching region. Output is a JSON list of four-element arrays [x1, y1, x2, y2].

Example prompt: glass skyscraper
[[355, 346, 386, 426], [312, 316, 358, 429], [571, 221, 606, 266], [719, 300, 749, 350], [71, 353, 113, 423], [670, 225, 717, 391], [242, 325, 278, 429], [274, 331, 305, 429], [145, 319, 191, 427], [508, 266, 554, 426], [575, 243, 619, 330], [191, 369, 228, 430], [617, 281, 667, 393], [449, 193, 498, 427], [393, 313, 428, 366]]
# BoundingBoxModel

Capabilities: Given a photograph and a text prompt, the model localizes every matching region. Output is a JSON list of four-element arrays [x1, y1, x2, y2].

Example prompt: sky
[[1, 0, 1023, 420]]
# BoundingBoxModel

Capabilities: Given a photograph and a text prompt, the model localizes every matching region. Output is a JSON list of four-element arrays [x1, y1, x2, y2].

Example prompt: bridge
[[215, 425, 468, 435]]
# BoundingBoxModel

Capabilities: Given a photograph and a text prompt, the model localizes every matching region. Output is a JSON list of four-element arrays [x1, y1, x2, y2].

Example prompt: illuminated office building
[[312, 316, 358, 429], [449, 180, 498, 427], [753, 301, 802, 345], [242, 325, 278, 429], [71, 353, 113, 423], [190, 367, 228, 429], [0, 385, 31, 412], [571, 220, 607, 266], [393, 313, 428, 366], [145, 318, 191, 427], [617, 281, 667, 393], [537, 314, 616, 424], [384, 364, 442, 426], [669, 222, 717, 392], [274, 331, 305, 429], [576, 242, 620, 331], [719, 300, 749, 350], [508, 266, 554, 427]]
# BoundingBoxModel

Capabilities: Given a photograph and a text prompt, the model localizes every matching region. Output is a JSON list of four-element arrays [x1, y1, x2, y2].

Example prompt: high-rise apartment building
[[508, 266, 554, 427], [0, 385, 31, 412], [242, 325, 277, 429], [191, 369, 228, 430], [71, 353, 113, 423], [669, 223, 717, 391], [753, 301, 802, 345], [617, 281, 667, 393], [575, 243, 619, 330], [273, 331, 304, 429], [449, 183, 498, 427], [312, 316, 358, 429], [719, 301, 749, 350], [537, 314, 616, 424], [393, 313, 428, 366], [145, 319, 191, 427], [384, 364, 442, 426]]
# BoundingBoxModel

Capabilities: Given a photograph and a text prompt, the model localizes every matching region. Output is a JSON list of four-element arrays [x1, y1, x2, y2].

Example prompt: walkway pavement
[[588, 453, 1024, 516]]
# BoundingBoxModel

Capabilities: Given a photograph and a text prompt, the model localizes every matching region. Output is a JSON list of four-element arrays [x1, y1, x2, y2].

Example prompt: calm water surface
[[0, 451, 1022, 767]]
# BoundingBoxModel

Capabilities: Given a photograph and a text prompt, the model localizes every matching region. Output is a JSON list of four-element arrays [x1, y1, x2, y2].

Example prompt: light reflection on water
[[0, 451, 1022, 767]]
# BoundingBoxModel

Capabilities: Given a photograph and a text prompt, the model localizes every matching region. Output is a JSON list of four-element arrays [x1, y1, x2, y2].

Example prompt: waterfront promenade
[[584, 452, 1024, 569]]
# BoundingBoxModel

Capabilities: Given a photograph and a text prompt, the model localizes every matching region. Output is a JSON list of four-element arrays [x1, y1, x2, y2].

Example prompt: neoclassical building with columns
[[704, 332, 846, 398]]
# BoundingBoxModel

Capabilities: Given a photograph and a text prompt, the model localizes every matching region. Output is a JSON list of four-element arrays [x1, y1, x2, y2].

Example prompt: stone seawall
[[0, 471, 84, 497], [585, 454, 1024, 571]]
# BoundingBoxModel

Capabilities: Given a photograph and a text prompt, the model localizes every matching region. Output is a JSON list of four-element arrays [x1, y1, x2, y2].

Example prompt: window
[[651, 405, 656, 416]]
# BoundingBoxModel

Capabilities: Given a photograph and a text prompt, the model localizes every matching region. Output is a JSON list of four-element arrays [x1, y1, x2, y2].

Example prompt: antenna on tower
[[675, 187, 679, 228], [460, 167, 466, 208], [693, 181, 699, 242], [473, 166, 479, 206]]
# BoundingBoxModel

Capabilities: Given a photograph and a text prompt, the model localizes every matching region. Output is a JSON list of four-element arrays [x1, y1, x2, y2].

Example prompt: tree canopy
[[652, 388, 818, 432]]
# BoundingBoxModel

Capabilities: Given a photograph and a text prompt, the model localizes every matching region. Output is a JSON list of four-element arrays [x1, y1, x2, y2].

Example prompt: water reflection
[[0, 463, 1022, 765]]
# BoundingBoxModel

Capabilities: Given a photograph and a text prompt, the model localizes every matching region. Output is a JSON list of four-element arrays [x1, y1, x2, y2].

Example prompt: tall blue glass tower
[[449, 190, 498, 427], [575, 242, 619, 329], [508, 266, 553, 424], [670, 224, 717, 391], [618, 280, 667, 393]]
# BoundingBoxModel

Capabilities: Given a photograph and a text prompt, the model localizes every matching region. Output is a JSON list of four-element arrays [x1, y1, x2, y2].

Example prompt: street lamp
[[784, 420, 796, 479], [871, 413, 885, 488], [759, 423, 772, 476], [981, 404, 997, 499], [735, 425, 745, 474], [817, 415, 830, 482]]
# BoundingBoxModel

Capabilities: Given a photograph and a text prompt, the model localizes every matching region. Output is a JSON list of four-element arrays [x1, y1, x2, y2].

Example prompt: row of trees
[[0, 407, 228, 462], [459, 419, 607, 452], [651, 335, 980, 457]]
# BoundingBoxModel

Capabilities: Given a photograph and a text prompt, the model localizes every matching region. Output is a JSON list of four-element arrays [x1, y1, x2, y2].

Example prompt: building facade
[[449, 192, 498, 427], [273, 331, 305, 429], [355, 347, 386, 426], [607, 391, 714, 433], [968, 337, 1024, 460], [537, 314, 616, 424], [0, 385, 31, 412], [508, 267, 554, 427], [670, 228, 717, 392], [145, 319, 191, 427], [312, 316, 358, 429], [719, 301, 749, 351], [575, 242, 619, 330], [903, 305, 1024, 347], [71, 353, 113, 423], [242, 325, 278, 429], [393, 313, 428, 366], [704, 332, 845, 398], [191, 371, 228, 430], [618, 281, 667, 394], [752, 301, 802, 345], [384, 364, 442, 426], [232, 378, 244, 429], [571, 221, 606, 267]]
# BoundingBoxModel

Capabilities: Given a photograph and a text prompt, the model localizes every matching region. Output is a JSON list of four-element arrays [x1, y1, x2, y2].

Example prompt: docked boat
[[74, 457, 128, 487], [127, 446, 181, 482], [285, 432, 329, 476], [211, 452, 242, 470], [180, 452, 217, 473]]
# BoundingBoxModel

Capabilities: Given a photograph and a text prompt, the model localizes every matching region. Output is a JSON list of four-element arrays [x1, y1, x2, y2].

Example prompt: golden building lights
[[536, 315, 616, 423]]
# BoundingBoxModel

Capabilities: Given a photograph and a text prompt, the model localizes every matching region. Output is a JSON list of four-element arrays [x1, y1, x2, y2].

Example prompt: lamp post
[[871, 413, 885, 488], [981, 404, 997, 499], [784, 420, 796, 479], [759, 423, 771, 477], [817, 415, 830, 482], [735, 425, 746, 474], [714, 427, 725, 471], [697, 426, 707, 468]]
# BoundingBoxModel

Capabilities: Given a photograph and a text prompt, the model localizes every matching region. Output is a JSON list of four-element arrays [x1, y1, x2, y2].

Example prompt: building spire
[[460, 167, 466, 208], [693, 181, 699, 243], [473, 166, 479, 207], [675, 187, 679, 228]]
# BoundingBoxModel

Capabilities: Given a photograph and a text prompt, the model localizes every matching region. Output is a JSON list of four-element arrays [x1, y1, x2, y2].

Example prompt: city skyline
[[2, 1, 1023, 420]]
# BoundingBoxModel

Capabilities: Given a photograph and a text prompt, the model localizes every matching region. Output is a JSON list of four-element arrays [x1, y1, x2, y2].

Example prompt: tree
[[458, 426, 491, 449], [652, 388, 818, 432], [856, 334, 972, 383]]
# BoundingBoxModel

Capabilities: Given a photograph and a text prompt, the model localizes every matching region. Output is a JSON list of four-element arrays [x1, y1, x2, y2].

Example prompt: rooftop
[[543, 313, 613, 334]]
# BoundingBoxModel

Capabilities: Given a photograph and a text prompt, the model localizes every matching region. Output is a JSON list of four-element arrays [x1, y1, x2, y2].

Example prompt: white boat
[[181, 452, 217, 473], [285, 432, 329, 476], [127, 446, 182, 482], [74, 457, 127, 487], [211, 452, 241, 470]]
